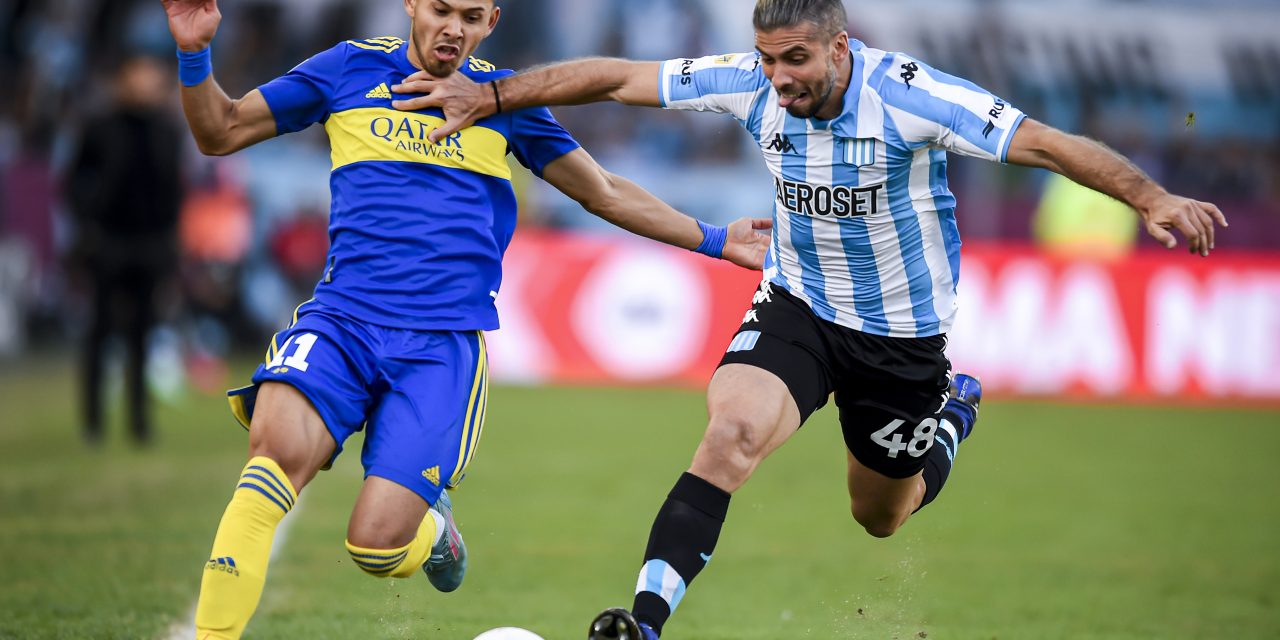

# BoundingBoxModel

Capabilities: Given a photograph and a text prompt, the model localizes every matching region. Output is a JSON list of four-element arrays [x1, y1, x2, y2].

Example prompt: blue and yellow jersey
[[258, 37, 581, 330]]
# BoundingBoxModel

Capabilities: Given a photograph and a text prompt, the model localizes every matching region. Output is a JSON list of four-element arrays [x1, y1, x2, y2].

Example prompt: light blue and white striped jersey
[[659, 41, 1026, 338]]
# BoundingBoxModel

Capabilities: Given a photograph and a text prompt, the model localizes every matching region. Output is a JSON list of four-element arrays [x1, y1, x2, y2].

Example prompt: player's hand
[[392, 71, 490, 143], [161, 0, 221, 52], [1139, 193, 1228, 257], [722, 217, 773, 270]]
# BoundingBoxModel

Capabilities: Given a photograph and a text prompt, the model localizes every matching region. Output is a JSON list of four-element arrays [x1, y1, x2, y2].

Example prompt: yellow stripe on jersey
[[290, 297, 314, 327], [347, 37, 403, 53], [467, 57, 496, 73], [325, 108, 511, 180], [265, 333, 279, 365], [449, 332, 488, 487]]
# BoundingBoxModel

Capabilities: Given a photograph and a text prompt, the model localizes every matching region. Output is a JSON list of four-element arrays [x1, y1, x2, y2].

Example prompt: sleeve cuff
[[998, 112, 1027, 164]]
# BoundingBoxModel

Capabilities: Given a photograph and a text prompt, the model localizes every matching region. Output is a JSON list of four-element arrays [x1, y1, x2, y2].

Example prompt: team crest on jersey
[[842, 138, 876, 167]]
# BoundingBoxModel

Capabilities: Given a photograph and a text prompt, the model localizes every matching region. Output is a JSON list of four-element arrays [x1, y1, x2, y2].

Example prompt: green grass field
[[2, 357, 1278, 639]]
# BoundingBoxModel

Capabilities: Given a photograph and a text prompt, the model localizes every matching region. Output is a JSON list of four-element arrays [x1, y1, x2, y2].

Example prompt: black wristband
[[490, 81, 503, 114]]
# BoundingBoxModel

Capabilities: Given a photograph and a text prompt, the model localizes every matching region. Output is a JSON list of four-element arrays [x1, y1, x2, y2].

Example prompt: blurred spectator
[[1032, 174, 1138, 261], [64, 54, 183, 446]]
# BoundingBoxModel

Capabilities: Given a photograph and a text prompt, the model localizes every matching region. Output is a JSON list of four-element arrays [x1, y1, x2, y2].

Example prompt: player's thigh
[[361, 330, 487, 509], [834, 332, 950, 504], [247, 382, 335, 490], [716, 281, 836, 425], [241, 308, 381, 490], [699, 363, 803, 462], [694, 284, 836, 489], [347, 476, 431, 549]]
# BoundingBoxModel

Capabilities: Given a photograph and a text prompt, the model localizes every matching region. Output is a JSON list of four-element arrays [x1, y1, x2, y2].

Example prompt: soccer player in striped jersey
[[395, 0, 1229, 637], [160, 1, 769, 638]]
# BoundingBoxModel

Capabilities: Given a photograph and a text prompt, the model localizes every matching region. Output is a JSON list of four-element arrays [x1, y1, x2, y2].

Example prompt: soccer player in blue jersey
[[394, 0, 1230, 637], [160, 1, 770, 638]]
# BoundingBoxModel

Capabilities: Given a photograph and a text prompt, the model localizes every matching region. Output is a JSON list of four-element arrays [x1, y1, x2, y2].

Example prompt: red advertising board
[[491, 231, 1280, 405]]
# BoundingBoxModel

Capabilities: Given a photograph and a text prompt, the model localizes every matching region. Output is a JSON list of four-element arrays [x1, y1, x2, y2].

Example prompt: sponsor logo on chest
[[774, 176, 882, 218]]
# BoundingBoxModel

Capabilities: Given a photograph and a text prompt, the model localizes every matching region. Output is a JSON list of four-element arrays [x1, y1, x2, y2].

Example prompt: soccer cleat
[[423, 490, 467, 592], [587, 608, 658, 640], [945, 373, 982, 441]]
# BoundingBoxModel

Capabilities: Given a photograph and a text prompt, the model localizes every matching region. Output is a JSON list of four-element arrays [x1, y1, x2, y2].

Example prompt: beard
[[418, 46, 461, 78], [785, 62, 838, 119]]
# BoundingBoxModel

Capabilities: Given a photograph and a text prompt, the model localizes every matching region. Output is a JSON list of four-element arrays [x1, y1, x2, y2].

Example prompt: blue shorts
[[227, 301, 488, 505]]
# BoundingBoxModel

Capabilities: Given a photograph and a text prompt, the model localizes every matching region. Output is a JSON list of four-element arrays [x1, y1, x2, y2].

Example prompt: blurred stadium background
[[0, 0, 1277, 638]]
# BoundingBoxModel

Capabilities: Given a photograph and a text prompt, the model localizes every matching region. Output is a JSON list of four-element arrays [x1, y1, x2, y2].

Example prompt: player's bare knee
[[702, 413, 767, 478], [850, 501, 906, 539], [346, 517, 416, 551]]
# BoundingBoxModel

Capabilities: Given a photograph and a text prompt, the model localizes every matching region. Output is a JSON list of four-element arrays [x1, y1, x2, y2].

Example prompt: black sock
[[915, 411, 964, 513], [632, 472, 730, 635]]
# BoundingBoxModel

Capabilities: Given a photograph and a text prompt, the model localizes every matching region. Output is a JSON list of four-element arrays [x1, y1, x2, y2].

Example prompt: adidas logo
[[421, 466, 441, 486], [365, 83, 392, 100], [207, 556, 240, 577]]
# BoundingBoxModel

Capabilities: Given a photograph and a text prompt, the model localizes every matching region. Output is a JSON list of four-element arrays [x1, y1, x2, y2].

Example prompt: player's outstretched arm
[[392, 59, 660, 144], [1006, 118, 1227, 256], [540, 148, 771, 270], [162, 0, 276, 155]]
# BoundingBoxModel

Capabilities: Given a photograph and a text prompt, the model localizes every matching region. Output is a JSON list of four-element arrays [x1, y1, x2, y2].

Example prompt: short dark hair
[[752, 0, 848, 38]]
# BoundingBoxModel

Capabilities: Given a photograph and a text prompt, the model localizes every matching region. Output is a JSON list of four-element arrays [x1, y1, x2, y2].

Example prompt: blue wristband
[[176, 46, 212, 87], [693, 220, 728, 259]]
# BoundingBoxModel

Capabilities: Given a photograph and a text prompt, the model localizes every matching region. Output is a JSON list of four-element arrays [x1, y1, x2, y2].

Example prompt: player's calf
[[851, 497, 915, 539], [195, 457, 299, 639], [913, 373, 982, 513]]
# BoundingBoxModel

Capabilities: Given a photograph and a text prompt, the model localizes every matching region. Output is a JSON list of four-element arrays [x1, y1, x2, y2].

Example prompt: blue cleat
[[945, 373, 982, 441], [588, 608, 658, 640], [423, 490, 467, 592]]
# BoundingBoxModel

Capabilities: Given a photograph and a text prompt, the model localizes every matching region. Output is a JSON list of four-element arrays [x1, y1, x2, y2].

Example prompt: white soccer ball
[[472, 628, 545, 640]]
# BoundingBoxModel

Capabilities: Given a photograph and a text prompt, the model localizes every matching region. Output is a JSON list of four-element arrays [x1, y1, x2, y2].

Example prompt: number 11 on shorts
[[267, 333, 319, 372], [871, 418, 938, 458]]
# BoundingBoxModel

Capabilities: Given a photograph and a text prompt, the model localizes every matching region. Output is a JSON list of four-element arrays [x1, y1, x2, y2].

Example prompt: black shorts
[[718, 282, 951, 479]]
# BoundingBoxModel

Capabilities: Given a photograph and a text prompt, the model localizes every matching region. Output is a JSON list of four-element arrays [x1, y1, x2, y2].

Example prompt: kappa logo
[[422, 466, 441, 486], [766, 133, 797, 154], [752, 282, 773, 305], [900, 61, 919, 88], [365, 83, 392, 100]]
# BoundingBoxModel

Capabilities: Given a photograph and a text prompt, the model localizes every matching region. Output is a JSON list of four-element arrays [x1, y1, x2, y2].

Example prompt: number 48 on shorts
[[871, 417, 937, 458]]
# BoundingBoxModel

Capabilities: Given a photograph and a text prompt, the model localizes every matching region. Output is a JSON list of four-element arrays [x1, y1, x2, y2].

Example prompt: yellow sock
[[195, 456, 297, 640], [345, 511, 440, 579]]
